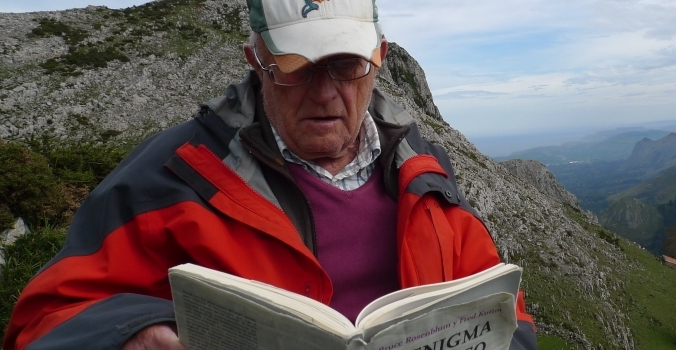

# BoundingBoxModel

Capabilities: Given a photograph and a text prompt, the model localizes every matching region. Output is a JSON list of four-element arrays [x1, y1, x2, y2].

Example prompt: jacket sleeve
[[3, 124, 206, 349], [447, 205, 538, 350], [397, 193, 538, 349], [1, 155, 201, 350], [23, 294, 175, 350], [449, 206, 538, 350], [395, 149, 538, 349], [2, 200, 186, 350], [446, 204, 538, 350], [510, 291, 538, 350]]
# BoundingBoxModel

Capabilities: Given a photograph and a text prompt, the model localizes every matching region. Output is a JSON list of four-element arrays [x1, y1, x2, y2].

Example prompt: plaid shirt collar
[[272, 111, 382, 190]]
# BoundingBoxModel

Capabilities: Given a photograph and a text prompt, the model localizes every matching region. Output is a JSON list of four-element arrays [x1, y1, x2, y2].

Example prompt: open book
[[168, 263, 522, 350]]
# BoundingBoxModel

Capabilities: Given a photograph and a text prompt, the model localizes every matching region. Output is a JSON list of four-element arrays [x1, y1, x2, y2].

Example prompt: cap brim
[[262, 18, 381, 73]]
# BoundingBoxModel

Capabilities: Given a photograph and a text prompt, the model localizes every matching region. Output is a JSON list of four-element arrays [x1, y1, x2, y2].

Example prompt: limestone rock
[[0, 217, 28, 246], [0, 217, 30, 275], [500, 159, 579, 207]]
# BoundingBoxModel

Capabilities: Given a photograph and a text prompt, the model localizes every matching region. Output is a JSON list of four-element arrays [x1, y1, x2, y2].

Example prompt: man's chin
[[296, 144, 352, 162]]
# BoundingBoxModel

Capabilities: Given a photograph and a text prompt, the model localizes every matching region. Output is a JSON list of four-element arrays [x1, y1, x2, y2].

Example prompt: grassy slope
[[623, 243, 676, 349], [533, 207, 676, 349]]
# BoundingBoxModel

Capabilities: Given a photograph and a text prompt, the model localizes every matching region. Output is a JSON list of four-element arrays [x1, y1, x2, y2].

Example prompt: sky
[[2, 0, 676, 155]]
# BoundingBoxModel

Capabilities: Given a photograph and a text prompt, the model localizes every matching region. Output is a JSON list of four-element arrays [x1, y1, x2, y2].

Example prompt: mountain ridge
[[626, 133, 676, 177], [493, 129, 674, 165]]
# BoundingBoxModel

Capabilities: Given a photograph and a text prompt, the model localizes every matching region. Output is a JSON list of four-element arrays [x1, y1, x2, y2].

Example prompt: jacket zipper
[[239, 138, 319, 258], [201, 144, 286, 214]]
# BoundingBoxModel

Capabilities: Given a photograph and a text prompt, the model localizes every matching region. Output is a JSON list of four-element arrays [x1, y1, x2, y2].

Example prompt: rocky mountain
[[542, 132, 676, 255], [1, 0, 251, 141], [625, 133, 676, 178], [3, 1, 676, 348], [499, 159, 579, 208]]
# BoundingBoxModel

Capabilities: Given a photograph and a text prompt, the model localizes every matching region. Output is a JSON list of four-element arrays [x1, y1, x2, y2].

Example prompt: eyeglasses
[[253, 46, 372, 86]]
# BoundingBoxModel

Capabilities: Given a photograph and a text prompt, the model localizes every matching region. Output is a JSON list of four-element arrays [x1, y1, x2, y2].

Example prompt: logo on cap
[[302, 0, 329, 18]]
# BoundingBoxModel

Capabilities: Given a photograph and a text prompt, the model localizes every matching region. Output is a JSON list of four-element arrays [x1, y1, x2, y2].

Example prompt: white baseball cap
[[247, 0, 383, 73]]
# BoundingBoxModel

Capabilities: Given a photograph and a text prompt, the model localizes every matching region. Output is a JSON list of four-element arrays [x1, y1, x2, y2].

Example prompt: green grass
[[0, 225, 68, 338], [519, 257, 615, 349], [0, 142, 64, 230], [423, 119, 446, 134], [29, 0, 247, 75], [623, 242, 676, 349], [538, 334, 573, 350]]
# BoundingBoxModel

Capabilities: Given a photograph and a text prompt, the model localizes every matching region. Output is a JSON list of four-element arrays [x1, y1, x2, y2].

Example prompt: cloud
[[514, 94, 554, 99], [377, 0, 676, 138], [435, 90, 509, 100], [621, 92, 647, 98], [588, 0, 676, 40]]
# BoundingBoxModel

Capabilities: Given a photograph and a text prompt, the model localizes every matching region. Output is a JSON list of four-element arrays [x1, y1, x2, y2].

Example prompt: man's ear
[[379, 40, 388, 63], [243, 44, 258, 70]]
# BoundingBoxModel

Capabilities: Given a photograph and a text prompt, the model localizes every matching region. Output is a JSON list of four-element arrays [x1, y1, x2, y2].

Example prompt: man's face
[[254, 44, 378, 163]]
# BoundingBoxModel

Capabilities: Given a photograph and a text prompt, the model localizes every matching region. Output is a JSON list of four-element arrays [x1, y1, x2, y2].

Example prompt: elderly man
[[4, 0, 537, 349]]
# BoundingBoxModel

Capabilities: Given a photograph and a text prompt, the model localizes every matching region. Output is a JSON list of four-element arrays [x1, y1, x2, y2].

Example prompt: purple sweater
[[288, 163, 399, 323]]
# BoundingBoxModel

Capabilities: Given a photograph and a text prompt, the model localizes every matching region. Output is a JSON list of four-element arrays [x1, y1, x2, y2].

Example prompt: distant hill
[[599, 198, 664, 250], [542, 133, 676, 255], [581, 126, 673, 142], [547, 132, 676, 214], [494, 129, 672, 165], [609, 166, 676, 206], [625, 133, 676, 178]]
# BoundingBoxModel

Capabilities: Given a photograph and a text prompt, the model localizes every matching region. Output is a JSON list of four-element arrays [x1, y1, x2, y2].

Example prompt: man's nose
[[307, 66, 339, 103]]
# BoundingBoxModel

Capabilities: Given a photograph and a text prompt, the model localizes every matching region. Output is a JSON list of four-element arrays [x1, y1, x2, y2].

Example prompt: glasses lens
[[270, 65, 313, 86], [266, 58, 372, 86], [328, 58, 371, 81]]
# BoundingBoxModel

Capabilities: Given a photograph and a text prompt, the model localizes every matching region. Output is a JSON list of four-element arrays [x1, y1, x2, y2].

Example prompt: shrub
[[30, 18, 89, 46], [26, 137, 131, 188], [0, 142, 65, 230], [0, 137, 132, 231], [40, 46, 130, 75]]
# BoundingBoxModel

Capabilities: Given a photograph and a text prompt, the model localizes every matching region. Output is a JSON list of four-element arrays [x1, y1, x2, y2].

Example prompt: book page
[[170, 263, 355, 335], [171, 273, 351, 350], [355, 263, 511, 324], [355, 263, 505, 324], [357, 267, 521, 330], [365, 293, 517, 350]]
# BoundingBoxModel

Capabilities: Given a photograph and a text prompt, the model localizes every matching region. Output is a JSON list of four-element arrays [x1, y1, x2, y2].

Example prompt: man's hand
[[121, 323, 187, 350]]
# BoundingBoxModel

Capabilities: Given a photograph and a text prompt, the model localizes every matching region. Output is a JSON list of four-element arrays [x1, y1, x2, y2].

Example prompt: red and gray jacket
[[4, 72, 536, 350]]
